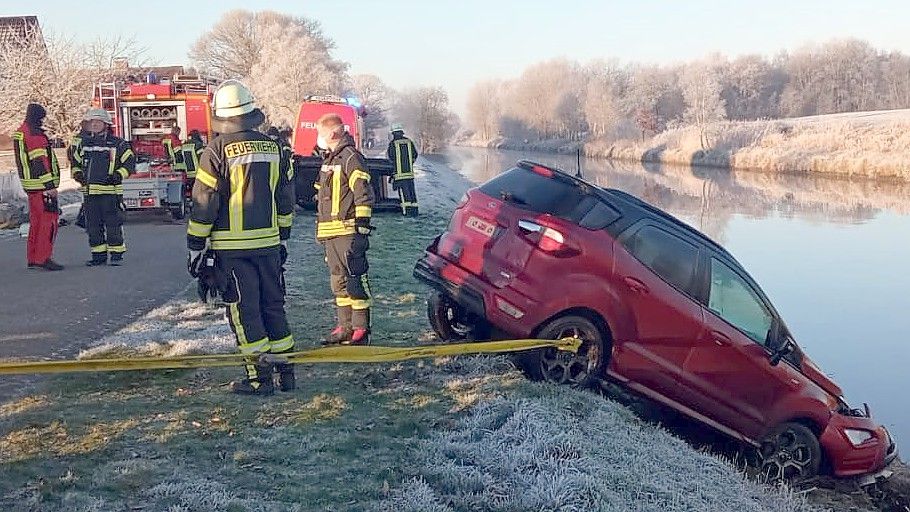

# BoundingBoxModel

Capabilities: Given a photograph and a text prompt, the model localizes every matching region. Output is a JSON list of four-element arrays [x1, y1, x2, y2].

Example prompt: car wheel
[[170, 201, 186, 220], [518, 315, 606, 388], [426, 291, 489, 342], [757, 422, 822, 483]]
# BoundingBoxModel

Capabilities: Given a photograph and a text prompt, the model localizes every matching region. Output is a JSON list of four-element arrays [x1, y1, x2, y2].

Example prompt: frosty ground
[[0, 158, 873, 512]]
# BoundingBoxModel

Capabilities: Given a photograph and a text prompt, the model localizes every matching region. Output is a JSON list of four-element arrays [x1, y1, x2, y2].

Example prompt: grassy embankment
[[0, 163, 820, 511]]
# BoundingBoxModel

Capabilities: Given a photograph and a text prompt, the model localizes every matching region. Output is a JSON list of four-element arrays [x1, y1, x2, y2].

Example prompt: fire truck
[[93, 73, 218, 219], [292, 95, 398, 212]]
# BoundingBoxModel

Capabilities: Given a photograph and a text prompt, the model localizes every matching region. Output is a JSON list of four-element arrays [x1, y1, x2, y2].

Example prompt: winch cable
[[0, 338, 582, 376]]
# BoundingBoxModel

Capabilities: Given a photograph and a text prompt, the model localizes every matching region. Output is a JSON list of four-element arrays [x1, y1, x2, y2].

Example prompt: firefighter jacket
[[315, 133, 374, 240], [181, 137, 205, 179], [387, 134, 418, 181], [68, 132, 135, 195], [187, 127, 294, 253], [12, 122, 60, 192], [163, 134, 185, 171]]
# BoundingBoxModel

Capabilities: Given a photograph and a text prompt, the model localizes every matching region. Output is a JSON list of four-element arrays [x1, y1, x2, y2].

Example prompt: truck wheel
[[756, 422, 822, 483], [517, 315, 606, 389], [426, 291, 489, 342]]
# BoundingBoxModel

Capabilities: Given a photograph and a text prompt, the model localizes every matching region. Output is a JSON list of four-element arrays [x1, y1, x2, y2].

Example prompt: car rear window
[[479, 167, 620, 229]]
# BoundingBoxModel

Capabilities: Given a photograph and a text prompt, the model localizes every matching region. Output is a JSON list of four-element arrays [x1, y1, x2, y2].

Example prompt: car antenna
[[575, 148, 583, 179]]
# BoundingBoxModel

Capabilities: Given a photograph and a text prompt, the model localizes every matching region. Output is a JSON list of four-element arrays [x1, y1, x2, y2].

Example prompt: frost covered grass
[[590, 109, 910, 179], [0, 161, 832, 511]]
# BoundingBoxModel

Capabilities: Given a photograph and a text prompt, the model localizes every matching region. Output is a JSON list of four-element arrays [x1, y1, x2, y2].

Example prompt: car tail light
[[518, 219, 576, 255], [529, 165, 554, 178], [141, 197, 156, 207]]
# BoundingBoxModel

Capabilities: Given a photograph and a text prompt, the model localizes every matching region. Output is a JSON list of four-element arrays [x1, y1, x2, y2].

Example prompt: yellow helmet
[[213, 80, 256, 118]]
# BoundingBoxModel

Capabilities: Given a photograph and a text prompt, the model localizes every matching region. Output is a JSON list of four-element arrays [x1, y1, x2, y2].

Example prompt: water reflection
[[444, 146, 910, 454]]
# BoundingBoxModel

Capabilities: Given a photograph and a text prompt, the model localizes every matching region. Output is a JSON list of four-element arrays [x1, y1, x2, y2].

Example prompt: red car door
[[611, 224, 705, 404], [683, 255, 795, 440]]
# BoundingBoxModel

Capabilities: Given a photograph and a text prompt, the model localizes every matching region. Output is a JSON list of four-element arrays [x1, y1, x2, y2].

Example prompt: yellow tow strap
[[0, 338, 581, 376]]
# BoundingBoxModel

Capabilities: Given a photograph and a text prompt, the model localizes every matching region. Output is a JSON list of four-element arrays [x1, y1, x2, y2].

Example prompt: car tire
[[756, 422, 822, 483], [426, 290, 489, 342], [517, 315, 606, 389], [170, 201, 186, 220]]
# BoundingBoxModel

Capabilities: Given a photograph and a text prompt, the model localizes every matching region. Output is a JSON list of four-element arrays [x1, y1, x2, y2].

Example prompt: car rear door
[[611, 222, 705, 403], [683, 254, 796, 439]]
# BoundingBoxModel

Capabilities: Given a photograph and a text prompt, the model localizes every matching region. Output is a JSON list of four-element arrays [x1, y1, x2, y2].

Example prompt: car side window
[[622, 225, 699, 295], [708, 257, 773, 345]]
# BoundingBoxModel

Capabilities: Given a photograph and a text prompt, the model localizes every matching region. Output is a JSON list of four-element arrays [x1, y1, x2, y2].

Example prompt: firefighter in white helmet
[[72, 108, 135, 266], [187, 80, 296, 395]]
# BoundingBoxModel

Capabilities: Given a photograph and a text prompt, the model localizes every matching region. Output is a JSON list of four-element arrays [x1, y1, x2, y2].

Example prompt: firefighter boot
[[344, 309, 371, 346], [229, 362, 275, 396], [275, 363, 296, 392], [110, 253, 123, 266], [85, 254, 107, 266], [322, 305, 353, 345]]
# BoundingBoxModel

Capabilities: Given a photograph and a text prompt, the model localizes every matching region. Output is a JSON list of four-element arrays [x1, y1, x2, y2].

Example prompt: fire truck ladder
[[95, 81, 120, 134]]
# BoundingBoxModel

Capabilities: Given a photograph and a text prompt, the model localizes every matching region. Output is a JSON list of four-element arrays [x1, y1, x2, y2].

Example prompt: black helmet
[[25, 103, 46, 129]]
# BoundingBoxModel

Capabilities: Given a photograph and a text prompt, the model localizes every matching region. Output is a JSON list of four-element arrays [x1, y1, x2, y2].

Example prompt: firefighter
[[12, 103, 63, 271], [72, 108, 135, 266], [386, 123, 419, 216], [162, 125, 185, 173], [187, 80, 296, 395], [69, 128, 89, 229], [315, 113, 375, 346], [180, 129, 205, 192]]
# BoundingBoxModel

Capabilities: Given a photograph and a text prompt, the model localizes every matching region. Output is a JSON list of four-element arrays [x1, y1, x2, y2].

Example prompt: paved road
[[0, 212, 190, 362]]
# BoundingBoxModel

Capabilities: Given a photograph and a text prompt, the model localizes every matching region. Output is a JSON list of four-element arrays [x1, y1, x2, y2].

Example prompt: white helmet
[[83, 108, 112, 124], [213, 80, 256, 118], [390, 123, 404, 133]]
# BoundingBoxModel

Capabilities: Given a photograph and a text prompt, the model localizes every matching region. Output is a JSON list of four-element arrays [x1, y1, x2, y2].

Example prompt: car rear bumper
[[820, 413, 898, 478], [413, 238, 538, 336]]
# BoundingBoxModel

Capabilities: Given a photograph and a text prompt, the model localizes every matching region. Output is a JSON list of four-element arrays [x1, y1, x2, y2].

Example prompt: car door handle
[[623, 277, 649, 295], [711, 331, 731, 346]]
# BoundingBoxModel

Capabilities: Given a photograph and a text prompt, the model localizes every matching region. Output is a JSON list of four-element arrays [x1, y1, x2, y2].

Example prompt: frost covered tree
[[0, 27, 146, 141], [584, 60, 626, 138], [680, 59, 727, 149], [392, 86, 457, 153], [249, 20, 347, 128], [720, 55, 785, 120], [465, 80, 502, 141], [191, 9, 346, 127], [349, 74, 389, 137]]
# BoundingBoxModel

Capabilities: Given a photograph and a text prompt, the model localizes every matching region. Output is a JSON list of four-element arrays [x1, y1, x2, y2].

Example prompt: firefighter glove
[[188, 249, 205, 277], [279, 240, 288, 266], [355, 217, 373, 236]]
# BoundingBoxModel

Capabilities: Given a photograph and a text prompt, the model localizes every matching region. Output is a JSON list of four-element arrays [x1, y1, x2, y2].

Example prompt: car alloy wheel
[[534, 315, 605, 388], [757, 422, 822, 483]]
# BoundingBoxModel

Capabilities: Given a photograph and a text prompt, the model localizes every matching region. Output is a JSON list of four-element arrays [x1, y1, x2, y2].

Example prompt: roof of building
[[0, 16, 43, 49]]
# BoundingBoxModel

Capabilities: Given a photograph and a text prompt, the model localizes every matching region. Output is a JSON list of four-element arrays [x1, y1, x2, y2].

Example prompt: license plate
[[466, 216, 495, 237], [123, 199, 139, 208]]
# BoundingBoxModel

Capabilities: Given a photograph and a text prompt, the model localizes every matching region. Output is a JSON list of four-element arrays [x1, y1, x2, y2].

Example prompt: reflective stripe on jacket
[[387, 135, 418, 181], [70, 133, 135, 195], [12, 123, 59, 192], [315, 134, 374, 240], [187, 130, 294, 253], [181, 139, 205, 178]]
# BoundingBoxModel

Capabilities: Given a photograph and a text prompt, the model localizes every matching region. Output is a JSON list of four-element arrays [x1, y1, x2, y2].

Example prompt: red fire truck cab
[[291, 95, 399, 212], [93, 72, 218, 219]]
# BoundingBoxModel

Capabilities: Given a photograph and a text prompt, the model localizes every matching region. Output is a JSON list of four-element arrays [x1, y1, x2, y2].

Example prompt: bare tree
[[680, 58, 727, 149], [392, 86, 457, 153]]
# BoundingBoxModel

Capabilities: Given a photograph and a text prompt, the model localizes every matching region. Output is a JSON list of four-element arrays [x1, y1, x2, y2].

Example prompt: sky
[[9, 0, 910, 115]]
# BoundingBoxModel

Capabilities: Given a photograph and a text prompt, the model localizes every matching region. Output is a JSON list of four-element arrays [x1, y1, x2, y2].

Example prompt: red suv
[[414, 160, 897, 482]]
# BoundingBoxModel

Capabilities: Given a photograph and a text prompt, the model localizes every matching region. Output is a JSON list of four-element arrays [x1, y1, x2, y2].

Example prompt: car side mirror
[[769, 338, 794, 367]]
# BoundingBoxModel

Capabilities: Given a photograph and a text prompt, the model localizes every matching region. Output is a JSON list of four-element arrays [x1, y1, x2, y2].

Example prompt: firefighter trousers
[[84, 194, 125, 260], [220, 251, 294, 380], [26, 191, 58, 265], [394, 178, 418, 216], [323, 235, 372, 330]]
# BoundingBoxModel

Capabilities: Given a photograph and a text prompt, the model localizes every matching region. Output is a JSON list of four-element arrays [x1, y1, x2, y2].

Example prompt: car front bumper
[[820, 412, 898, 478]]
